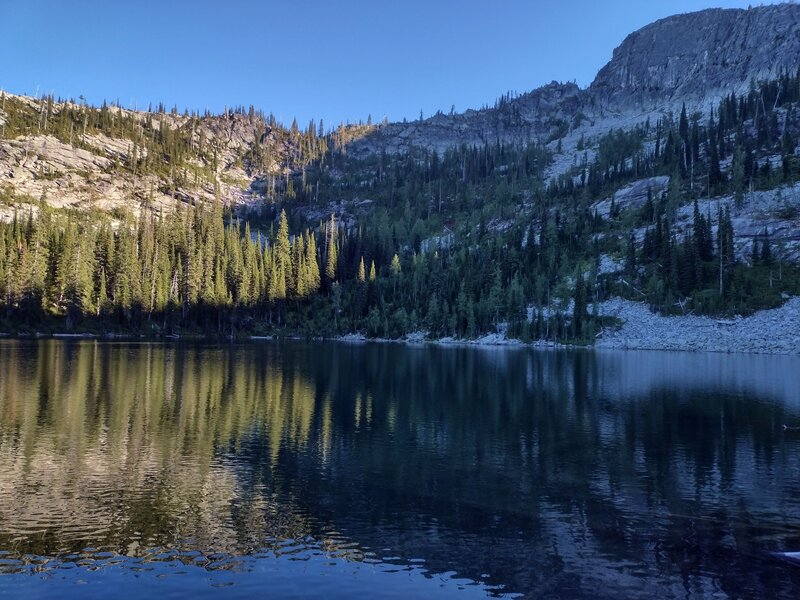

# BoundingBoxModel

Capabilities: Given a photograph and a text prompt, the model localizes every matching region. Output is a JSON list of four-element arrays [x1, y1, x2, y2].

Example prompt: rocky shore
[[337, 298, 800, 355], [596, 297, 800, 354]]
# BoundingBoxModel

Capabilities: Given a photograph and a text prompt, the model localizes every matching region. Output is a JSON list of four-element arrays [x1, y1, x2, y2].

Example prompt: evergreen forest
[[2, 72, 800, 341]]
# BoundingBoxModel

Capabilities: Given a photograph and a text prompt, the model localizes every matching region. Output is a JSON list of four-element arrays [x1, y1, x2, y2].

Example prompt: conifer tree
[[625, 234, 636, 278], [305, 231, 320, 293], [273, 209, 291, 300], [761, 229, 772, 264], [487, 267, 503, 326], [357, 256, 366, 282], [97, 267, 108, 316], [573, 273, 588, 338], [325, 214, 337, 283], [751, 235, 760, 265], [0, 230, 6, 308], [732, 143, 746, 208], [293, 233, 306, 298]]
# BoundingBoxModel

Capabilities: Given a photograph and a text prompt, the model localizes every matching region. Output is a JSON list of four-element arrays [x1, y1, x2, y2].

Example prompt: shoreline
[[1, 296, 798, 355], [330, 296, 800, 355], [332, 332, 580, 351]]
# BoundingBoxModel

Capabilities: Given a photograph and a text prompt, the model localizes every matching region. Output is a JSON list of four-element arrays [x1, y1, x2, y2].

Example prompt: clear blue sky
[[0, 0, 773, 127]]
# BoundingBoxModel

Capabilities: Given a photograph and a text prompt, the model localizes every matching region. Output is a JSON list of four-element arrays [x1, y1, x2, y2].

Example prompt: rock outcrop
[[620, 180, 800, 264], [591, 4, 800, 110], [592, 176, 670, 218], [0, 95, 302, 217]]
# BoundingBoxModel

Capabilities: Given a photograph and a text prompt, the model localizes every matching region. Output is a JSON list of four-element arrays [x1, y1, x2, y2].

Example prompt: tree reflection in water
[[0, 340, 799, 598]]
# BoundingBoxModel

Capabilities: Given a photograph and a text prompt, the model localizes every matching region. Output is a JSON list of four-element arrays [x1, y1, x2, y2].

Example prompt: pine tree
[[506, 274, 525, 335], [273, 209, 291, 300], [715, 206, 736, 298], [54, 219, 77, 311], [200, 236, 217, 306], [709, 137, 723, 190], [573, 272, 588, 338], [369, 260, 376, 282], [0, 230, 6, 308], [679, 103, 689, 142], [325, 214, 337, 283], [761, 228, 772, 264], [487, 267, 502, 326], [732, 143, 746, 208], [424, 294, 437, 334], [97, 267, 108, 316], [357, 256, 366, 282], [466, 296, 476, 338], [305, 231, 320, 293], [21, 208, 49, 313], [184, 221, 202, 309], [293, 233, 306, 298], [390, 253, 401, 276], [214, 259, 228, 307], [624, 233, 636, 278]]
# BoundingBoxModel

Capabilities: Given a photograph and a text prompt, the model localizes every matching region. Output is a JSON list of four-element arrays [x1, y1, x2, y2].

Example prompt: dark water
[[1, 340, 800, 599]]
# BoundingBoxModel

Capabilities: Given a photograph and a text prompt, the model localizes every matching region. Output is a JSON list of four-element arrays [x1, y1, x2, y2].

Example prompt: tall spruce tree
[[357, 256, 366, 282], [325, 214, 337, 283], [273, 209, 291, 301]]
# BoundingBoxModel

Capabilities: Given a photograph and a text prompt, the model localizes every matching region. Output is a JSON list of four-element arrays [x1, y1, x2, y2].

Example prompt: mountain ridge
[[2, 4, 800, 216], [352, 4, 800, 156]]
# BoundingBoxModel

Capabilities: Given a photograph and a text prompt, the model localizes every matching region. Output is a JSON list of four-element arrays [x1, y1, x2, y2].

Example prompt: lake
[[0, 340, 799, 598]]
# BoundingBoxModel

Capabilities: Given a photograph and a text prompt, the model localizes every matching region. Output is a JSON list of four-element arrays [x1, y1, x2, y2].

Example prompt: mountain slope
[[3, 5, 800, 217], [0, 94, 335, 218], [1, 5, 800, 344]]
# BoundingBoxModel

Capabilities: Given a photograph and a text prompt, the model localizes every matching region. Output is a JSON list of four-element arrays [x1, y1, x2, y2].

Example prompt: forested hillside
[[2, 6, 800, 341]]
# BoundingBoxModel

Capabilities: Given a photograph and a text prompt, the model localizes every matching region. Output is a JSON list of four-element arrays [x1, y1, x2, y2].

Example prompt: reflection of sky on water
[[593, 350, 800, 407]]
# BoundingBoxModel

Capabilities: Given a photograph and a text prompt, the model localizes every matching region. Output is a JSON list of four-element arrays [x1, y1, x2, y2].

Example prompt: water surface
[[1, 340, 799, 598]]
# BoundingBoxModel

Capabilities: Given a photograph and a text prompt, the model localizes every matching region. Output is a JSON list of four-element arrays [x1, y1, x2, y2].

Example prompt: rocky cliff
[[591, 4, 800, 110], [0, 94, 323, 218]]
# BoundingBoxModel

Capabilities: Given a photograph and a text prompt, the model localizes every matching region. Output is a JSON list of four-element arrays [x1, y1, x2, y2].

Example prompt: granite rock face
[[0, 100, 288, 217], [591, 4, 800, 110], [592, 176, 670, 219]]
